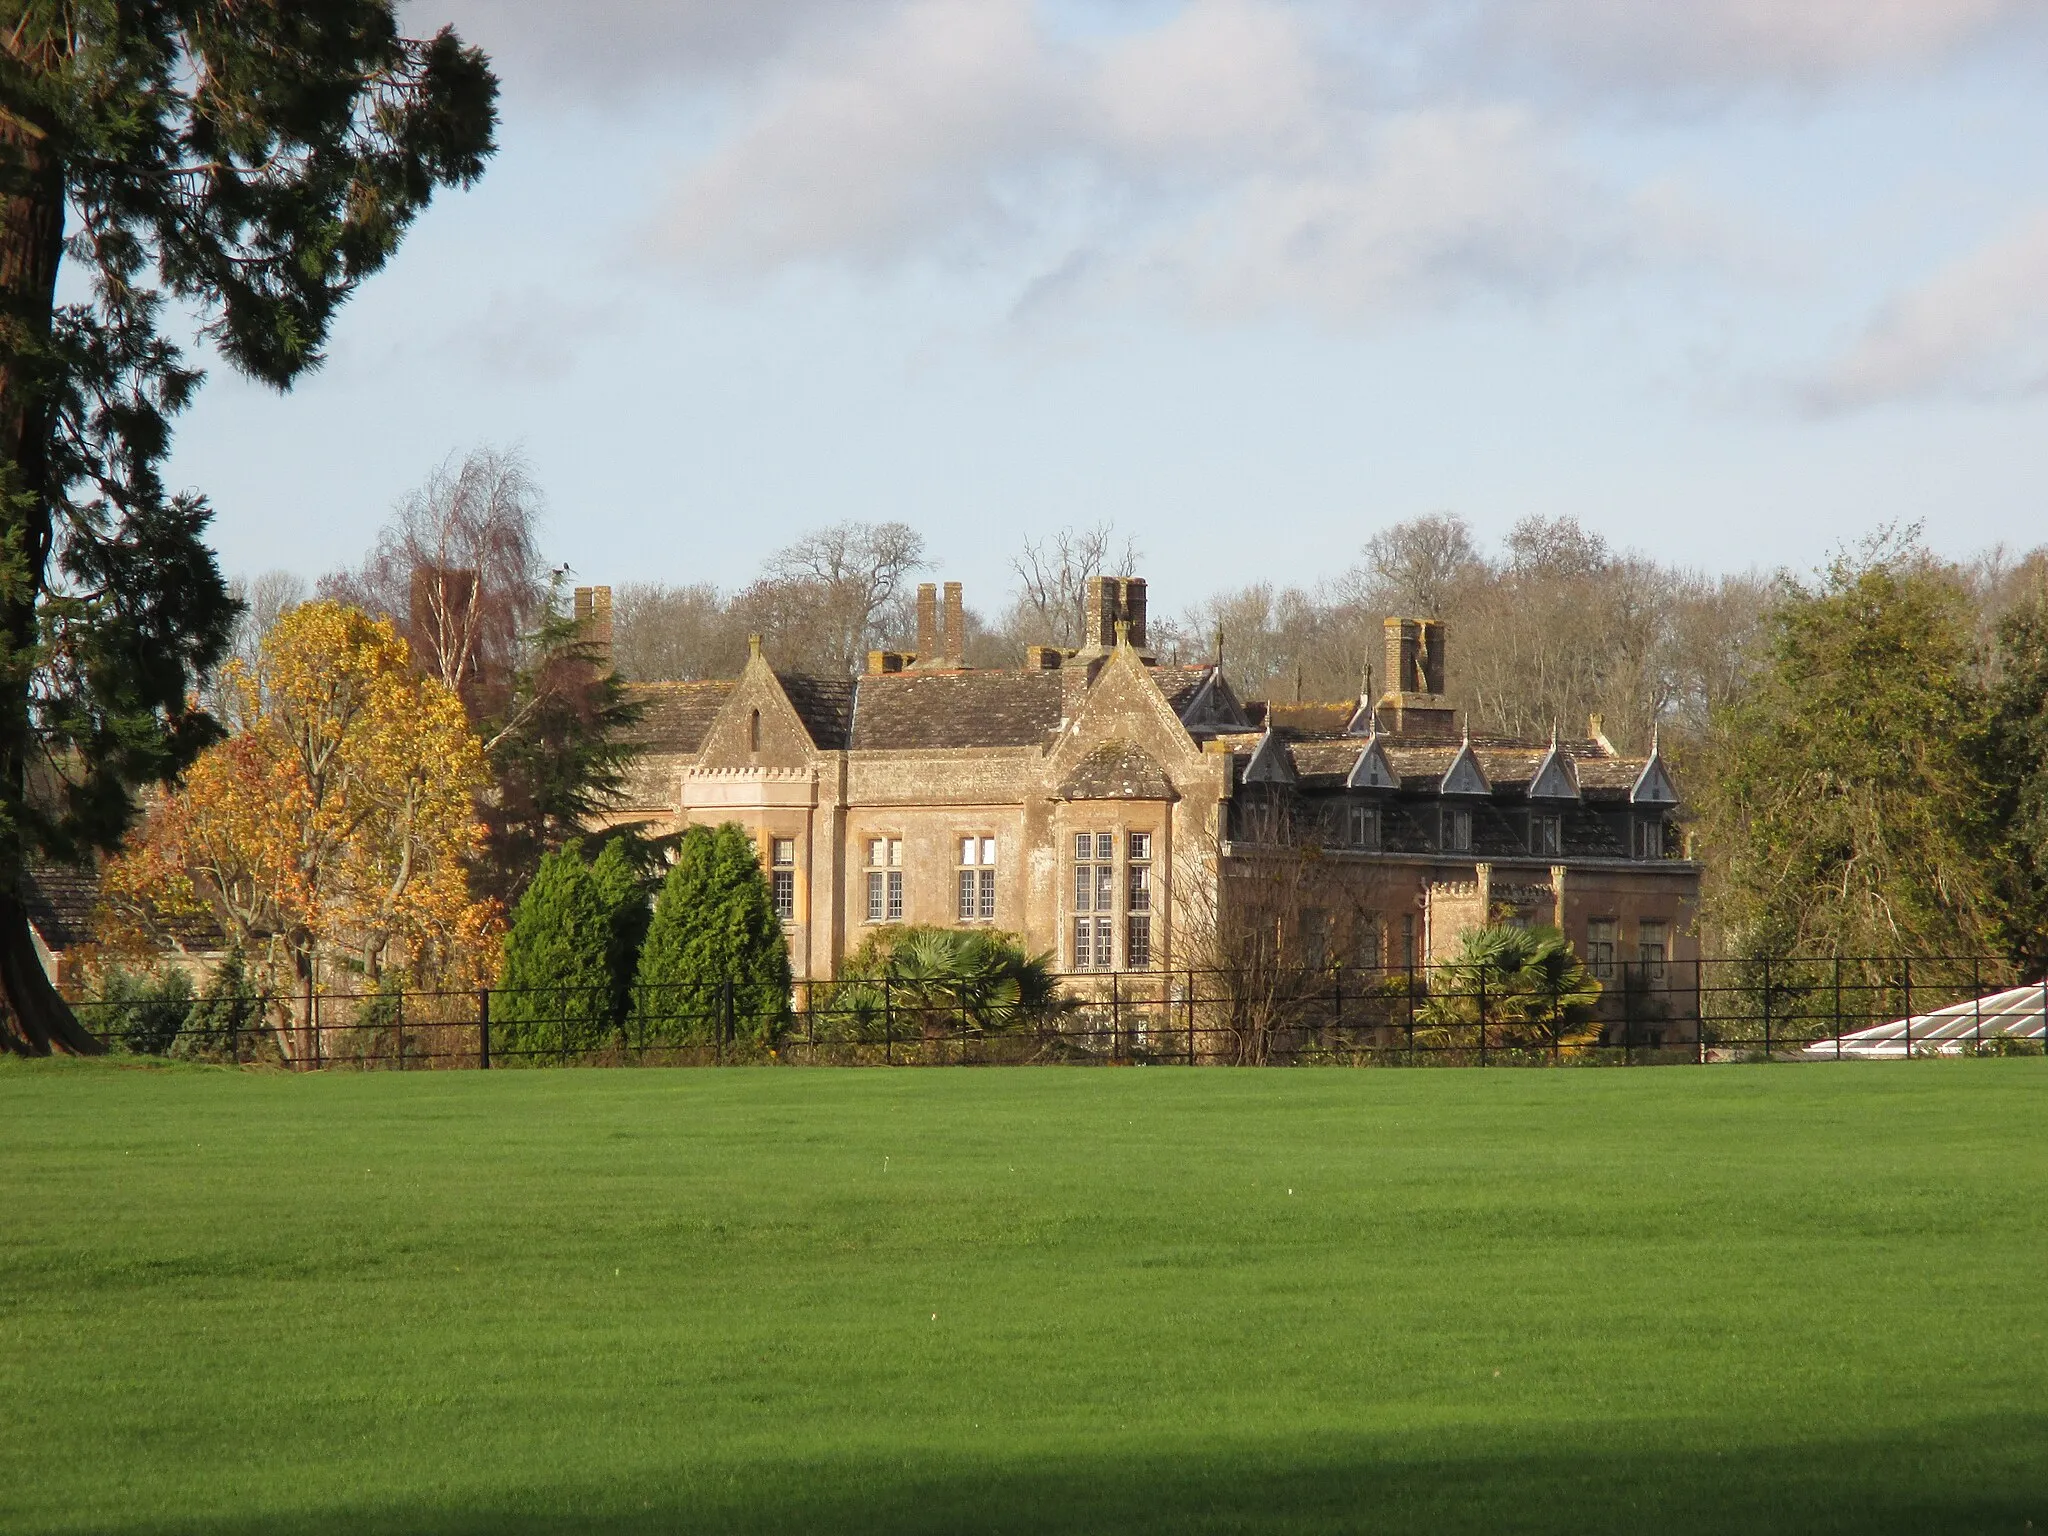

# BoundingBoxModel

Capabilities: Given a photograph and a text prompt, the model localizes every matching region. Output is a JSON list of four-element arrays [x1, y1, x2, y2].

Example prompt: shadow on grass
[[88, 1419, 2046, 1536]]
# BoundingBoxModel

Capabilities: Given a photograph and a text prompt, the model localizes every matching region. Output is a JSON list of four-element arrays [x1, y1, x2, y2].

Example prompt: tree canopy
[[1693, 541, 2000, 973], [0, 4, 496, 1052], [102, 600, 496, 1058]]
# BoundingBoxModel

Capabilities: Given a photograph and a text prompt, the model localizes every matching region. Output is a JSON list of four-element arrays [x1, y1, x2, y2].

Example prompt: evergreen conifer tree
[[494, 846, 611, 1059], [181, 945, 261, 1060], [0, 7, 496, 1052], [632, 824, 790, 1045], [589, 836, 650, 1029]]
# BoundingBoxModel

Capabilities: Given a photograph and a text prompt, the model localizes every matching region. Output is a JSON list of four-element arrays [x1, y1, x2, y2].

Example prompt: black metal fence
[[70, 955, 2048, 1068]]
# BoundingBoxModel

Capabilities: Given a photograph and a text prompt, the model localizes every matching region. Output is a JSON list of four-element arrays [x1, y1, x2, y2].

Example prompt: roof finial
[[748, 633, 763, 661], [1650, 721, 1661, 754], [1550, 718, 1559, 747], [1213, 623, 1224, 670], [1115, 617, 1131, 648]]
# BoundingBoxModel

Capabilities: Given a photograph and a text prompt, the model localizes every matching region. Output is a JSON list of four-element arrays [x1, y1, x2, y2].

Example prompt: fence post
[[1111, 971, 1121, 1062], [1187, 969, 1196, 1066], [1972, 955, 1982, 1052], [1477, 969, 1488, 1068], [1760, 957, 1771, 1061], [1696, 956, 1706, 1065], [1406, 958, 1417, 1066], [1332, 971, 1343, 1062], [1900, 956, 1912, 1058], [395, 985, 405, 1072], [1900, 956, 1911, 1058], [478, 988, 491, 1070], [884, 976, 894, 1066], [1833, 956, 1843, 1061], [718, 979, 732, 1065]]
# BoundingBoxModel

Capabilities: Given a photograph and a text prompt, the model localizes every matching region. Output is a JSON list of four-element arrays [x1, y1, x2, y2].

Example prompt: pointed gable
[[1528, 740, 1580, 801], [1167, 666, 1252, 735], [1241, 727, 1295, 786], [1345, 732, 1397, 790], [1439, 737, 1490, 797], [1631, 748, 1678, 805]]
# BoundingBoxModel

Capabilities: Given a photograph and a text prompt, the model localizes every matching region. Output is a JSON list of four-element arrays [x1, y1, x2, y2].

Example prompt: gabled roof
[[1241, 727, 1295, 785], [1344, 699, 1379, 736], [1632, 741, 1678, 805], [848, 670, 1063, 751], [1163, 666, 1252, 734], [621, 680, 737, 754], [1529, 738, 1581, 801], [1346, 734, 1398, 790], [1439, 737, 1490, 796], [1055, 740, 1179, 801]]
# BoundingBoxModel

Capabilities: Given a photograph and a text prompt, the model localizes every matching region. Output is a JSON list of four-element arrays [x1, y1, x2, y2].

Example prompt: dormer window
[[1532, 814, 1561, 857], [1632, 816, 1664, 860], [1445, 807, 1473, 853], [1347, 803, 1380, 851]]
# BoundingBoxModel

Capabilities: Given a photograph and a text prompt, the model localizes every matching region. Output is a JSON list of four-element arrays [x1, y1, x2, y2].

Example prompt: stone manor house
[[587, 577, 1700, 1025]]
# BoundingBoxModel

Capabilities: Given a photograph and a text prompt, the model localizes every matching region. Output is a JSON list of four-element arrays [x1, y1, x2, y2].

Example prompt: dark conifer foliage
[[633, 824, 791, 1045], [477, 595, 645, 905], [0, 4, 497, 1052], [494, 846, 612, 1059]]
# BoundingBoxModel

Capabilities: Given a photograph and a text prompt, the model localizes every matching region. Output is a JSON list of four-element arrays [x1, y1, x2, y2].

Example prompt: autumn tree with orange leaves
[[104, 602, 498, 1057]]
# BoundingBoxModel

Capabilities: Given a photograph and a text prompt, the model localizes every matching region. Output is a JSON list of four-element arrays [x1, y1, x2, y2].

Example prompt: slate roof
[[24, 864, 226, 953], [621, 681, 735, 754], [23, 864, 97, 951], [1258, 726, 1660, 803], [1154, 666, 1216, 715], [778, 673, 858, 751], [848, 670, 1064, 751], [1055, 740, 1178, 801], [1288, 741, 1371, 784]]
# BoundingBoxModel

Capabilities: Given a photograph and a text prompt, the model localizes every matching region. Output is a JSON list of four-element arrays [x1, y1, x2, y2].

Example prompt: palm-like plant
[[1417, 924, 1603, 1049], [823, 926, 1063, 1040]]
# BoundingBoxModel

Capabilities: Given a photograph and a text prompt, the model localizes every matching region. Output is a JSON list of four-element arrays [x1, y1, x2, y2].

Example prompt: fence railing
[[69, 955, 2048, 1068]]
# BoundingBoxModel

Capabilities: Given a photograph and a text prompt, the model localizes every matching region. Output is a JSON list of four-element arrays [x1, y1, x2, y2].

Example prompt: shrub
[[91, 967, 195, 1056], [1417, 924, 1603, 1049], [494, 846, 614, 1059], [589, 837, 651, 1028], [180, 947, 264, 1059], [822, 926, 1062, 1041], [631, 824, 790, 1045]]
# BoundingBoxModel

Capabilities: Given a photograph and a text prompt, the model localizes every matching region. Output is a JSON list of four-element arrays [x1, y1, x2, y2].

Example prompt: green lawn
[[1, 1061, 2043, 1535]]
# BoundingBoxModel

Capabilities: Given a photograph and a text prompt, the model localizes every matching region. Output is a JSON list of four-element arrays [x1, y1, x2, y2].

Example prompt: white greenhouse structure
[[1801, 979, 2048, 1059]]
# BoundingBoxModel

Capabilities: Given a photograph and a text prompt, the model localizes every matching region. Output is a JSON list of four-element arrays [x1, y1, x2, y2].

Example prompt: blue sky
[[170, 1, 2048, 613]]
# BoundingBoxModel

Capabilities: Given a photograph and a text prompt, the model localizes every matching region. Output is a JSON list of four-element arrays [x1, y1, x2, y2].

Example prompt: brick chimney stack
[[573, 584, 614, 674], [1376, 616, 1453, 738], [1075, 575, 1155, 661], [915, 583, 938, 659], [943, 581, 964, 662]]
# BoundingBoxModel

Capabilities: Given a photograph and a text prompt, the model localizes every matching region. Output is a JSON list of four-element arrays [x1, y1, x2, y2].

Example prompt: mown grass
[[1, 1059, 2043, 1534]]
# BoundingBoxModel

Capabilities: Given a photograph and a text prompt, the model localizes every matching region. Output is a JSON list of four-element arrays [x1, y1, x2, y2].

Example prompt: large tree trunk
[[0, 890, 100, 1054], [0, 94, 99, 1055]]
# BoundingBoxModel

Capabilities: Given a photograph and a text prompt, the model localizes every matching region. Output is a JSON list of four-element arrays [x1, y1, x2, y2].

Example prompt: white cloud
[[655, 0, 1072, 272], [648, 0, 1632, 319], [1807, 212, 2048, 411], [1447, 0, 2043, 94], [413, 0, 869, 94]]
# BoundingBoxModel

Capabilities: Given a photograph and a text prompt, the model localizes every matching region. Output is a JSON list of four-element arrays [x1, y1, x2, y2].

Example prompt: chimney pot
[[915, 583, 938, 656]]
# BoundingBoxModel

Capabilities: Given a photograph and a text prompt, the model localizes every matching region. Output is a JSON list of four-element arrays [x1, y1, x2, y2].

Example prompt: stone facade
[[598, 580, 1702, 1033]]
